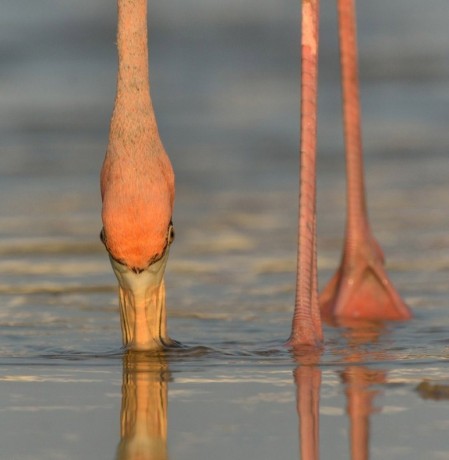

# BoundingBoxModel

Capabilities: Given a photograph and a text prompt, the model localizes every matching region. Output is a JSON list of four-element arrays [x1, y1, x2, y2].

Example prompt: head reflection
[[293, 321, 388, 460], [116, 351, 170, 460]]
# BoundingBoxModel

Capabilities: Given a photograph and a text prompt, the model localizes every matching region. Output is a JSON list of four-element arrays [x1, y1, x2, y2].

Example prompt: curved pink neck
[[115, 0, 154, 118]]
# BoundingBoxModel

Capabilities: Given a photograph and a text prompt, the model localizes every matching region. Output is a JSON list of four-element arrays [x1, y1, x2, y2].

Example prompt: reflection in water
[[340, 322, 387, 460], [294, 352, 322, 460], [116, 352, 170, 460], [293, 323, 387, 460], [341, 366, 384, 460]]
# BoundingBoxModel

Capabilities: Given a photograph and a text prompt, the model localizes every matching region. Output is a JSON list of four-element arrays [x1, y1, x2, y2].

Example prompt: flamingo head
[[100, 144, 176, 351], [100, 220, 175, 351], [100, 115, 177, 348]]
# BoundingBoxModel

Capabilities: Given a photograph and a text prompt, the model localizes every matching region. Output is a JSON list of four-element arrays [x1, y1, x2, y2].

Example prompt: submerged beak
[[109, 249, 172, 351]]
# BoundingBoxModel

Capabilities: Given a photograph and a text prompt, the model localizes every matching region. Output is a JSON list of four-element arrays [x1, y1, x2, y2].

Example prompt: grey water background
[[1, 0, 449, 459]]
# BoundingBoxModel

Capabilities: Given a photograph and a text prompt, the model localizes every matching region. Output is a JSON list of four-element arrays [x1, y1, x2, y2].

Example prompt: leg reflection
[[294, 352, 322, 460], [116, 351, 170, 460], [340, 322, 386, 460], [341, 366, 383, 460], [293, 325, 388, 460]]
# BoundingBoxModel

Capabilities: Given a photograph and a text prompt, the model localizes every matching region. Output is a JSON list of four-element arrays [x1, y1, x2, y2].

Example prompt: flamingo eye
[[168, 223, 175, 245], [100, 228, 107, 246]]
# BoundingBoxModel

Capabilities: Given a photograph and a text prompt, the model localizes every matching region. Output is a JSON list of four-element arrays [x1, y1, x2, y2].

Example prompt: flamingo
[[289, 0, 412, 347], [100, 0, 175, 351]]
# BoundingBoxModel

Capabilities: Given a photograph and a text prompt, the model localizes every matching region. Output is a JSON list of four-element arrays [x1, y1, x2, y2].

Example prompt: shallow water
[[1, 0, 449, 459]]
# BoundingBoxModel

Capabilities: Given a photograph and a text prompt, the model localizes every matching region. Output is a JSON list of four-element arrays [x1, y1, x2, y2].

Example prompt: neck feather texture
[[115, 0, 154, 115]]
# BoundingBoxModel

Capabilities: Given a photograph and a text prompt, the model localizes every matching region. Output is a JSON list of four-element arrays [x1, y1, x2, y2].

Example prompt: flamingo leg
[[319, 0, 412, 321], [288, 0, 323, 347]]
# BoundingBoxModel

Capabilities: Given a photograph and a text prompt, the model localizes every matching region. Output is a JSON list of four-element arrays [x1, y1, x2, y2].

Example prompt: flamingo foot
[[320, 241, 412, 322]]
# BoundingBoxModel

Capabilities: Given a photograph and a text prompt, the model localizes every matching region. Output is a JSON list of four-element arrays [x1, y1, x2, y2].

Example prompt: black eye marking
[[168, 222, 175, 245], [100, 228, 107, 245]]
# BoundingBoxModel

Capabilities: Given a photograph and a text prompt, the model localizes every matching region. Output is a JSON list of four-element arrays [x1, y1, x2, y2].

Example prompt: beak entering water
[[109, 248, 172, 351]]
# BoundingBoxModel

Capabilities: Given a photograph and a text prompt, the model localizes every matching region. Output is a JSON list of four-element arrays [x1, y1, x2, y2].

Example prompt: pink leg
[[288, 0, 323, 347], [320, 0, 412, 321]]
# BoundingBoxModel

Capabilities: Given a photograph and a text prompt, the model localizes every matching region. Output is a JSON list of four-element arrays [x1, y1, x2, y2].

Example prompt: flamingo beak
[[109, 248, 172, 351]]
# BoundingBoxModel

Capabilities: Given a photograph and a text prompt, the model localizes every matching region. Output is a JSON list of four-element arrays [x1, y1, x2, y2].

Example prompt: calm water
[[1, 0, 449, 459]]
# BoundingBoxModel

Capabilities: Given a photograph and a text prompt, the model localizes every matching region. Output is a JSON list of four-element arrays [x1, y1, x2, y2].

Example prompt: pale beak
[[109, 249, 172, 351]]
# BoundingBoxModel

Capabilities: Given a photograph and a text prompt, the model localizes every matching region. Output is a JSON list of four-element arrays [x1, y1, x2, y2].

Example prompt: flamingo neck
[[115, 0, 155, 118]]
